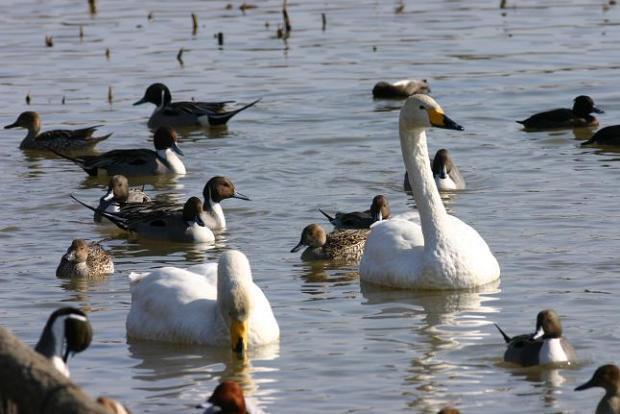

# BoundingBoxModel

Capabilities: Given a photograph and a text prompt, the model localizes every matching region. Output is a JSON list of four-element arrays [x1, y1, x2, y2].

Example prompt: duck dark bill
[[233, 191, 251, 201], [428, 108, 464, 131]]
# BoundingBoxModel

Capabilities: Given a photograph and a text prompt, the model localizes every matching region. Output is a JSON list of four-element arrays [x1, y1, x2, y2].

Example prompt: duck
[[89, 196, 215, 243], [575, 364, 620, 414], [319, 195, 390, 230], [516, 95, 603, 130], [34, 307, 92, 378], [4, 111, 111, 151], [84, 175, 248, 231], [494, 309, 576, 367], [126, 250, 279, 355], [359, 95, 500, 289], [198, 381, 248, 414], [94, 175, 151, 222], [290, 223, 367, 262], [56, 239, 115, 278], [199, 176, 251, 230], [372, 79, 430, 99], [96, 397, 132, 414], [404, 148, 466, 191], [53, 126, 186, 177], [134, 83, 260, 129], [581, 125, 620, 146]]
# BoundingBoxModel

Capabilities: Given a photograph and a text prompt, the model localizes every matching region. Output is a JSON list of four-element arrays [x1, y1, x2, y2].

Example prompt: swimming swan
[[126, 250, 279, 355], [359, 95, 500, 289]]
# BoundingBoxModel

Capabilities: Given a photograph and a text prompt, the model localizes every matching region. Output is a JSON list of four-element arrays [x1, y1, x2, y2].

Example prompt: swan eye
[[419, 105, 425, 110]]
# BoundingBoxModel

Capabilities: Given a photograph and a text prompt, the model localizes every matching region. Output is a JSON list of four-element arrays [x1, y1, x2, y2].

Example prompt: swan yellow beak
[[428, 107, 464, 131], [230, 319, 249, 356]]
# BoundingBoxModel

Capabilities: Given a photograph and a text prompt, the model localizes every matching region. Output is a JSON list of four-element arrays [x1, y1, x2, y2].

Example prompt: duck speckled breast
[[324, 229, 368, 262]]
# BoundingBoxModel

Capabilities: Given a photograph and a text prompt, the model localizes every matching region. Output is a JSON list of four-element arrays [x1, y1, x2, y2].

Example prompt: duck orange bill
[[428, 108, 464, 131]]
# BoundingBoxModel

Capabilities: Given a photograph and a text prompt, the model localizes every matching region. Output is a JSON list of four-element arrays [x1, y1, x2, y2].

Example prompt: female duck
[[54, 126, 186, 176], [404, 148, 466, 191], [494, 309, 576, 367], [575, 364, 620, 414], [126, 250, 279, 355], [56, 239, 115, 278], [4, 111, 111, 151], [517, 95, 603, 130], [319, 195, 390, 230], [94, 175, 151, 222], [291, 223, 367, 262], [359, 95, 500, 289], [134, 83, 260, 129]]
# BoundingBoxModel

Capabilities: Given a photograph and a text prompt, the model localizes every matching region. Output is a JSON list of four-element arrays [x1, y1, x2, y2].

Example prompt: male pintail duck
[[494, 309, 576, 367], [404, 148, 466, 191], [96, 397, 132, 414], [198, 381, 248, 414], [291, 223, 367, 262], [34, 307, 92, 378], [56, 239, 115, 278], [94, 175, 151, 222], [360, 95, 500, 289], [5, 111, 111, 151], [575, 364, 620, 414], [126, 250, 279, 354], [372, 79, 430, 99], [134, 83, 260, 129], [517, 95, 603, 130], [82, 196, 215, 244], [53, 126, 185, 176], [581, 125, 620, 146], [319, 195, 390, 230], [92, 176, 249, 231]]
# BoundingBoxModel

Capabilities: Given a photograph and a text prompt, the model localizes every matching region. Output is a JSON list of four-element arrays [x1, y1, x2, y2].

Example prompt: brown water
[[1, 0, 620, 412]]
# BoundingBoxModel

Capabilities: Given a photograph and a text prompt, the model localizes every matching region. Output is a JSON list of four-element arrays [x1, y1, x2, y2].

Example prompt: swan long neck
[[400, 125, 448, 249]]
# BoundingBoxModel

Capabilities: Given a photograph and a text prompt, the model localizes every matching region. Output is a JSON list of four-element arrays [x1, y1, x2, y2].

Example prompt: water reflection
[[127, 339, 279, 409], [360, 281, 499, 412], [294, 261, 359, 296]]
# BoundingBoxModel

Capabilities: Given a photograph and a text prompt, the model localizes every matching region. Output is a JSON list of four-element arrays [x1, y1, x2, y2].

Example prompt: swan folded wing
[[127, 268, 223, 344]]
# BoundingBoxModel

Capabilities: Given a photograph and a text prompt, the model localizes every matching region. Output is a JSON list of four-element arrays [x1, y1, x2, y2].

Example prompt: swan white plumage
[[359, 95, 500, 289], [126, 250, 279, 354]]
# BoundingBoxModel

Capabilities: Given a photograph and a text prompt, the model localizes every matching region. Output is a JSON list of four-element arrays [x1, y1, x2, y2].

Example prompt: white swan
[[359, 95, 500, 289], [126, 250, 279, 354]]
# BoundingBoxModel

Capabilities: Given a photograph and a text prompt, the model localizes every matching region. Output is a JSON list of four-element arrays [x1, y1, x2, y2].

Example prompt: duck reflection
[[360, 281, 499, 412], [294, 261, 358, 296]]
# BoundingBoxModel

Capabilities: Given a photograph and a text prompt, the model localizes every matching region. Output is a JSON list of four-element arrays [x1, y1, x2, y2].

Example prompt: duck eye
[[419, 105, 425, 110]]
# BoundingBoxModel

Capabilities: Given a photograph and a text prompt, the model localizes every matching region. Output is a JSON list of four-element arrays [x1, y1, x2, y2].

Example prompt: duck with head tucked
[[360, 94, 500, 289], [517, 95, 603, 130], [34, 307, 92, 378], [5, 111, 111, 151], [56, 239, 114, 278], [575, 364, 620, 414], [126, 250, 279, 355], [53, 126, 185, 177], [372, 78, 430, 99], [134, 83, 260, 129], [319, 195, 390, 230], [494, 309, 576, 367], [198, 381, 254, 414], [291, 223, 367, 262]]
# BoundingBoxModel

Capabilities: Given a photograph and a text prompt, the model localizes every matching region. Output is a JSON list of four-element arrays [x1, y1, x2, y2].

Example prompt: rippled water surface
[[1, 0, 620, 412]]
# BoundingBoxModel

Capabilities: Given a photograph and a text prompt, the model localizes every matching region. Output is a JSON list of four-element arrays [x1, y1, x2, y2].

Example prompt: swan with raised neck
[[359, 94, 500, 289]]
